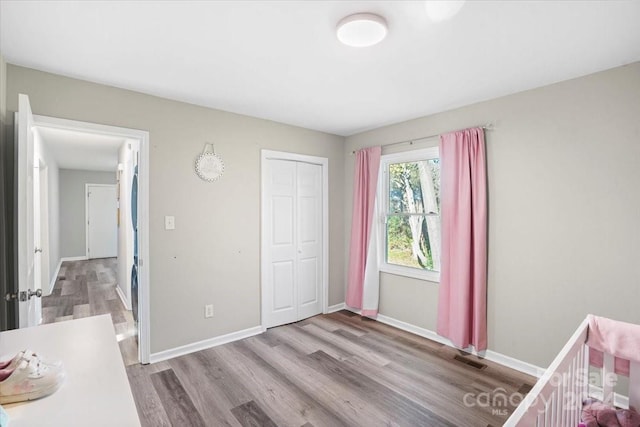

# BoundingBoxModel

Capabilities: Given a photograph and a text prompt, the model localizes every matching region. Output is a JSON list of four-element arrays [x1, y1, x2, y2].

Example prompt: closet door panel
[[272, 261, 295, 310], [265, 160, 297, 327], [296, 162, 323, 319], [298, 258, 318, 305]]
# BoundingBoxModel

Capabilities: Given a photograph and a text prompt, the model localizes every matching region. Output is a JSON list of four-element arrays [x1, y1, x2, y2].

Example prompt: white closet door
[[266, 160, 298, 327], [265, 159, 323, 328], [296, 162, 323, 320]]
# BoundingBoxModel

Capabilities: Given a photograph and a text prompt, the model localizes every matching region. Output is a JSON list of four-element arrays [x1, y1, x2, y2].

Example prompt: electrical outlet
[[205, 304, 213, 318]]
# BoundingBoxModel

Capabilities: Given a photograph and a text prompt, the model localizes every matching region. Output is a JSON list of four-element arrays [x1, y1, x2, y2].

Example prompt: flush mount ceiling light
[[336, 13, 388, 47], [425, 1, 465, 22]]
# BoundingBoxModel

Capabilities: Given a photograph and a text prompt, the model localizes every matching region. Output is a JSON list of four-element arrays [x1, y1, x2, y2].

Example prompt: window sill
[[379, 264, 440, 283]]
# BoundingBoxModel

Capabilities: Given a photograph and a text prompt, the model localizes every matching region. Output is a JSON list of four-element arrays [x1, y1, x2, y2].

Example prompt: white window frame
[[378, 146, 441, 282]]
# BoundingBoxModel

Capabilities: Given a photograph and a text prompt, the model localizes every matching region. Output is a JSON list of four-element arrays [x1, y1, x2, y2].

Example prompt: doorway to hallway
[[10, 93, 151, 364]]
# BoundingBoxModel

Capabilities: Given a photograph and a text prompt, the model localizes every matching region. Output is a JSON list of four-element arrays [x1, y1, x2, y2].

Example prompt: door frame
[[85, 183, 117, 259], [260, 150, 329, 330], [31, 113, 151, 364]]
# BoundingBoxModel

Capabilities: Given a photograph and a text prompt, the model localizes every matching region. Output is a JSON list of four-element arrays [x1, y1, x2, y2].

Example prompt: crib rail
[[631, 361, 640, 409], [594, 356, 640, 409], [505, 318, 589, 426], [506, 316, 640, 426]]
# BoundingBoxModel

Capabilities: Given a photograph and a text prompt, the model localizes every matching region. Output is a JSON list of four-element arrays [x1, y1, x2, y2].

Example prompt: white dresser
[[0, 315, 140, 426]]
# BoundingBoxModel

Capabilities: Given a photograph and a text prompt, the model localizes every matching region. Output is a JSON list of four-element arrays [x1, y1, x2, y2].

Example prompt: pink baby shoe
[[0, 355, 65, 404]]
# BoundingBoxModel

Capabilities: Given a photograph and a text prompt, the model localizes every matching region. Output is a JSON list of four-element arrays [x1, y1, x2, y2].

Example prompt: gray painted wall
[[59, 169, 116, 258], [6, 65, 346, 353], [345, 62, 640, 368], [0, 54, 5, 122]]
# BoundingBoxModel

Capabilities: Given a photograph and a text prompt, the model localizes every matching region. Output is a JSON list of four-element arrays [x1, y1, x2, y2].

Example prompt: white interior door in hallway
[[264, 159, 323, 328], [86, 184, 117, 259]]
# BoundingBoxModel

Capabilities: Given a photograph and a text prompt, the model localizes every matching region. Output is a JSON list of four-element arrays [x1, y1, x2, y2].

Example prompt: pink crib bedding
[[587, 314, 640, 376]]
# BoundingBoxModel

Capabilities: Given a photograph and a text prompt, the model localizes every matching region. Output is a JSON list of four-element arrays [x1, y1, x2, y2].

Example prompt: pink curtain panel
[[437, 128, 488, 351], [346, 146, 382, 311]]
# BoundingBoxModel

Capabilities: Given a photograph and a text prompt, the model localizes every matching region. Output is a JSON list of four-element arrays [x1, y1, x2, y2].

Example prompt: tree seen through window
[[386, 158, 440, 271]]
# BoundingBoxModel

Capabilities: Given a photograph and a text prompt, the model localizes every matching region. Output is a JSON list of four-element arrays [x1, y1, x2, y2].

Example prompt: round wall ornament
[[195, 143, 225, 182]]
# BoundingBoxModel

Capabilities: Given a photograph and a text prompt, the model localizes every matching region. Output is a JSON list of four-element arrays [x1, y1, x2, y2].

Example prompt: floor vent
[[454, 354, 487, 370]]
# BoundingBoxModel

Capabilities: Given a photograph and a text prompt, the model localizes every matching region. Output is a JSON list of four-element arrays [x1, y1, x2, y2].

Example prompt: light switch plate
[[164, 215, 175, 230]]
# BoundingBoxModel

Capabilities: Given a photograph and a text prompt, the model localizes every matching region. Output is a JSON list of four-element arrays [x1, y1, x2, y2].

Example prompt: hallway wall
[[59, 169, 116, 258]]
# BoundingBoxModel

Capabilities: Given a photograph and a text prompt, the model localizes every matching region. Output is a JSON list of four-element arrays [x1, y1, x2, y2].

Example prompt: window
[[379, 147, 440, 282]]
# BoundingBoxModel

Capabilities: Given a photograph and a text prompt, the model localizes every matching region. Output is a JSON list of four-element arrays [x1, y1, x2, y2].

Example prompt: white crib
[[505, 316, 640, 426]]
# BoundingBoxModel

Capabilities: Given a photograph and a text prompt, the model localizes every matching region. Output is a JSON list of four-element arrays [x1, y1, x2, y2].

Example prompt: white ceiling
[[37, 127, 124, 172], [2, 1, 640, 136]]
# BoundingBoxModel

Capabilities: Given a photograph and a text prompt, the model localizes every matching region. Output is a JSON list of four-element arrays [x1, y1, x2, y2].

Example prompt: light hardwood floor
[[42, 258, 138, 366], [127, 311, 535, 427]]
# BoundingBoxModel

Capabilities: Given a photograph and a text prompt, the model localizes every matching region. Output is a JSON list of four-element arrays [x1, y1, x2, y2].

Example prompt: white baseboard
[[344, 307, 544, 379], [61, 256, 89, 262], [588, 384, 630, 409], [482, 348, 545, 379], [149, 326, 263, 364], [326, 303, 346, 313], [115, 285, 132, 311]]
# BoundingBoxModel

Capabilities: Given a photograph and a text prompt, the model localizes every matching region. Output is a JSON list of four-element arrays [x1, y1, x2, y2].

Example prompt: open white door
[[17, 93, 43, 328]]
